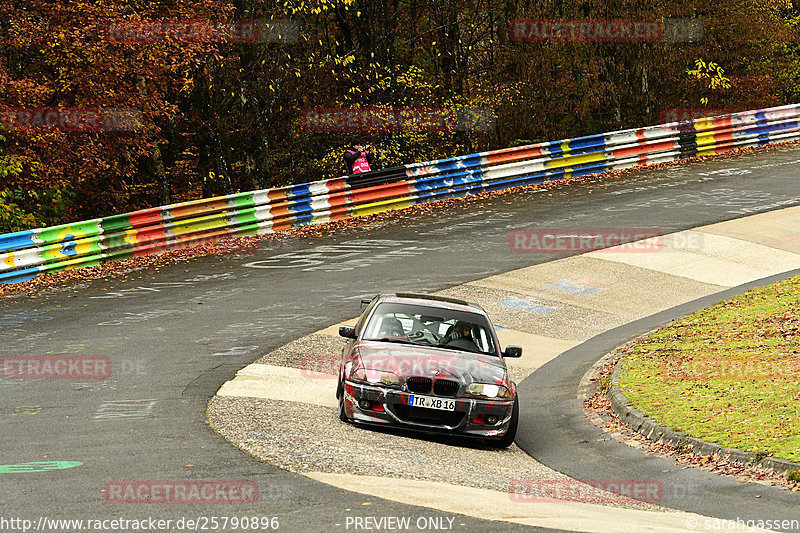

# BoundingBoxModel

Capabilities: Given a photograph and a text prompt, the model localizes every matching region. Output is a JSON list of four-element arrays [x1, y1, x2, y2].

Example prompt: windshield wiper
[[376, 337, 416, 345], [435, 344, 489, 355], [435, 343, 469, 352]]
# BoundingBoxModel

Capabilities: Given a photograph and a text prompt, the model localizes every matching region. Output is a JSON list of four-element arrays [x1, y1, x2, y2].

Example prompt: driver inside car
[[439, 320, 481, 352], [378, 316, 406, 338]]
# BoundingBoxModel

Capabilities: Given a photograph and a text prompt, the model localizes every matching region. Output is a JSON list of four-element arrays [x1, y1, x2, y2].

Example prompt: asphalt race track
[[2, 144, 800, 531]]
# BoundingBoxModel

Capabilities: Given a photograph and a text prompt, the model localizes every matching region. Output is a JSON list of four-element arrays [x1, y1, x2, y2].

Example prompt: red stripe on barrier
[[711, 131, 734, 143], [269, 205, 291, 220], [349, 181, 413, 204], [324, 189, 351, 221], [712, 116, 733, 128], [709, 144, 737, 154], [321, 178, 350, 221], [612, 139, 677, 159], [128, 208, 164, 228], [268, 189, 287, 202], [132, 240, 167, 257], [169, 198, 231, 219], [327, 193, 349, 208], [326, 178, 348, 193], [485, 146, 543, 164], [328, 204, 351, 221], [131, 226, 168, 256], [271, 219, 293, 231]]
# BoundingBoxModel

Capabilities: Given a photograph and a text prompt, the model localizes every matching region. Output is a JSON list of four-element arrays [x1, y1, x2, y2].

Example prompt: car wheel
[[486, 397, 518, 448], [338, 381, 349, 423]]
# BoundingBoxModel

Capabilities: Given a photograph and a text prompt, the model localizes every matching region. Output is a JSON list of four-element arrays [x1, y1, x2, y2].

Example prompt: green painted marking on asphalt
[[0, 461, 83, 473]]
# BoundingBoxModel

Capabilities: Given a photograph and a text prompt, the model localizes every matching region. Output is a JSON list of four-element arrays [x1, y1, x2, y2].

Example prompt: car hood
[[353, 340, 508, 384]]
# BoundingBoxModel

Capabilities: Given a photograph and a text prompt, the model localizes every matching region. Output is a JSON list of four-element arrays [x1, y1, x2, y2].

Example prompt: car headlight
[[365, 369, 400, 387], [348, 364, 400, 388], [467, 383, 512, 399]]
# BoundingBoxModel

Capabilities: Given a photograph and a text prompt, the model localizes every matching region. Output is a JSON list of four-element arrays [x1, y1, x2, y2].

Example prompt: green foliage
[[687, 59, 732, 91], [0, 135, 23, 179], [509, 139, 538, 148], [686, 59, 732, 106], [0, 187, 75, 233], [0, 190, 39, 233]]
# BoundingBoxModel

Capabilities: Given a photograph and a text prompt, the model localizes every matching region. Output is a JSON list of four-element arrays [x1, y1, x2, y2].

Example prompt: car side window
[[355, 298, 379, 334]]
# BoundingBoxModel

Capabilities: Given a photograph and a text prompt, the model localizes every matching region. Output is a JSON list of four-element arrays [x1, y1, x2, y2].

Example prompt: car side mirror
[[339, 325, 357, 339], [503, 345, 522, 358]]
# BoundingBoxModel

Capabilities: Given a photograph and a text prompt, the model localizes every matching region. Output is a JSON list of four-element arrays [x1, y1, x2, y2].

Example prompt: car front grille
[[433, 379, 459, 396], [406, 376, 432, 394], [393, 405, 465, 426]]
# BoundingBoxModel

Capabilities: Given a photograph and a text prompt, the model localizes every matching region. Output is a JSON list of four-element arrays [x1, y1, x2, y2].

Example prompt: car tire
[[338, 381, 349, 423], [486, 397, 518, 448]]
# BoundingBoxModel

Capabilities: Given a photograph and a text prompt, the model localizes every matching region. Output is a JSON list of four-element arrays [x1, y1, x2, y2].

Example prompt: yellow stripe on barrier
[[545, 152, 606, 169], [167, 213, 231, 235], [351, 196, 415, 217]]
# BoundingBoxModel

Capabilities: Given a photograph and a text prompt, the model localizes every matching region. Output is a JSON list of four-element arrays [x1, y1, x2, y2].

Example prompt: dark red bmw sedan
[[337, 293, 522, 447]]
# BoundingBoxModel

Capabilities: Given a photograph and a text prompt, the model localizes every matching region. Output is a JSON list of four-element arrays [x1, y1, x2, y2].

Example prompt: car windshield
[[362, 302, 498, 356]]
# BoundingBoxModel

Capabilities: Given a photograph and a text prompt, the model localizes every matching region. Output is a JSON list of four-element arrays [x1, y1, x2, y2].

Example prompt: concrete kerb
[[606, 336, 800, 476]]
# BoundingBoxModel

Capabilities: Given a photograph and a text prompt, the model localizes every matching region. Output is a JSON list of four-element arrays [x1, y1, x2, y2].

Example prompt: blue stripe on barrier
[[406, 153, 484, 174], [411, 168, 484, 195], [289, 198, 313, 216], [0, 266, 42, 284], [568, 134, 606, 154], [546, 141, 565, 156], [756, 111, 769, 123], [461, 154, 483, 169], [744, 122, 799, 136], [292, 211, 314, 224], [484, 173, 549, 190], [572, 162, 609, 177], [288, 184, 312, 198], [426, 155, 483, 174], [0, 230, 36, 253]]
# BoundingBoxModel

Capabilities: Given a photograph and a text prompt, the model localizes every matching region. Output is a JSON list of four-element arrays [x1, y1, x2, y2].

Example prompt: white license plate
[[407, 394, 456, 411]]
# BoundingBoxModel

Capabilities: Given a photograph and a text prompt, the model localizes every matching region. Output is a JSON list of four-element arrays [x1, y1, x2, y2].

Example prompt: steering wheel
[[409, 330, 439, 345]]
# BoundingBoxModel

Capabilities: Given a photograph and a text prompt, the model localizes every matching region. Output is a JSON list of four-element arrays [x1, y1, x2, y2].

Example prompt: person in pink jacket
[[343, 142, 375, 174]]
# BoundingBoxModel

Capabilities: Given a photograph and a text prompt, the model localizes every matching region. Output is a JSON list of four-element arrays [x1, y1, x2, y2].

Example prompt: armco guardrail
[[2, 103, 800, 285]]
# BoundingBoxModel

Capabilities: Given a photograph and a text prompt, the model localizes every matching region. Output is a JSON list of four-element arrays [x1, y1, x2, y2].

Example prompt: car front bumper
[[343, 380, 514, 438]]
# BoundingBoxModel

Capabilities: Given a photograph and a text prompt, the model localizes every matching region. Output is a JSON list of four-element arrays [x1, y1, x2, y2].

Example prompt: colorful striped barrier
[[2, 103, 800, 284]]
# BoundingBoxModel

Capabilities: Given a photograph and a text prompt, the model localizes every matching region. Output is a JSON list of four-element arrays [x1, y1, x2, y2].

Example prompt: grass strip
[[620, 275, 800, 462]]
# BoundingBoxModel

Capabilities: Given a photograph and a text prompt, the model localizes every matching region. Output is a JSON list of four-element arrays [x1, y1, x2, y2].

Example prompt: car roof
[[377, 292, 487, 315]]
